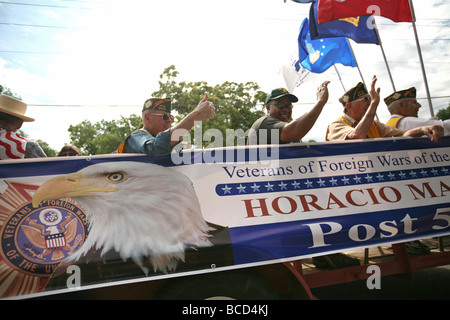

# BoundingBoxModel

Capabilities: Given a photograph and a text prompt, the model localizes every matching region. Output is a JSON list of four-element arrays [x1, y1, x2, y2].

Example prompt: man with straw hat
[[0, 94, 46, 160]]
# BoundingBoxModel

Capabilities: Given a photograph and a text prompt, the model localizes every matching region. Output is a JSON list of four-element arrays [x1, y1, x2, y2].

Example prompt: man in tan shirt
[[320, 76, 443, 267], [326, 76, 443, 142]]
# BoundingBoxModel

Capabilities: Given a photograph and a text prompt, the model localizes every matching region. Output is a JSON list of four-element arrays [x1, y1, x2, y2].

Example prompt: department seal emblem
[[0, 182, 88, 297]]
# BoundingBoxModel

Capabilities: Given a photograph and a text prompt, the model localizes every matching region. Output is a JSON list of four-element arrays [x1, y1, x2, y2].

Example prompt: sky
[[0, 0, 449, 151]]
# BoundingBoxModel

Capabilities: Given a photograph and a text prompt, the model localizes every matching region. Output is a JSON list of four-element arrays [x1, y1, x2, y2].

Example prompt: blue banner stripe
[[0, 154, 169, 178], [229, 203, 450, 265], [216, 165, 450, 196], [1, 137, 449, 178]]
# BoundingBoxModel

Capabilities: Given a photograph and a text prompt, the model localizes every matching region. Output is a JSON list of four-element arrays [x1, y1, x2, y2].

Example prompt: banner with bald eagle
[[0, 137, 449, 298]]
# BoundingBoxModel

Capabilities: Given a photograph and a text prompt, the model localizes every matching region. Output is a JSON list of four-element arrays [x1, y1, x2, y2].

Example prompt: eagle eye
[[105, 171, 127, 183]]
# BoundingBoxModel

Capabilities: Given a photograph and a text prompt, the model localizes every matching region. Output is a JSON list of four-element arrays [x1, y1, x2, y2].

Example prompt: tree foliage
[[436, 102, 450, 121], [37, 139, 57, 157], [0, 84, 21, 100], [17, 129, 57, 157], [152, 65, 266, 147], [69, 65, 266, 154], [68, 114, 142, 155]]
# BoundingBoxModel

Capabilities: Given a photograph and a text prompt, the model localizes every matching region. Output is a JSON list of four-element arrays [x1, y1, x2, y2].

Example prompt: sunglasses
[[270, 102, 293, 110], [60, 151, 79, 156], [150, 113, 174, 121]]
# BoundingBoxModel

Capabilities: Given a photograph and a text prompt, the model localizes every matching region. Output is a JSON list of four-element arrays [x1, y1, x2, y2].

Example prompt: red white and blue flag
[[0, 129, 26, 160]]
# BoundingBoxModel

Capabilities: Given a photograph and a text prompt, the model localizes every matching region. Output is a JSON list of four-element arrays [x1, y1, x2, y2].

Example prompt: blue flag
[[309, 1, 379, 44], [296, 18, 356, 73]]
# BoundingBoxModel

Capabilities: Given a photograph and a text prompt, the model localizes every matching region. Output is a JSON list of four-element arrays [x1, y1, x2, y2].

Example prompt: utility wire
[[29, 104, 141, 107], [0, 0, 102, 9], [0, 22, 87, 29], [0, 18, 447, 33], [0, 50, 70, 54], [27, 96, 450, 107]]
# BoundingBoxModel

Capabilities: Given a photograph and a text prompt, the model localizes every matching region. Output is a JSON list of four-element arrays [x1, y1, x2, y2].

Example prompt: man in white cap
[[0, 94, 46, 160], [385, 87, 449, 136]]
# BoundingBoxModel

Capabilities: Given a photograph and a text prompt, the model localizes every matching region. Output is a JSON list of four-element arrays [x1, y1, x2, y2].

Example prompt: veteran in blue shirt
[[117, 94, 214, 157]]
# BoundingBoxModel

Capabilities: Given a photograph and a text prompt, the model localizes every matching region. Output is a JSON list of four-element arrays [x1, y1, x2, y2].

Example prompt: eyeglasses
[[150, 113, 174, 121], [270, 102, 293, 110], [60, 151, 79, 156]]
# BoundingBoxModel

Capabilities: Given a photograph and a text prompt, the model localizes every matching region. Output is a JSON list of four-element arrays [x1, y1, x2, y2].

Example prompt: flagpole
[[345, 38, 379, 121], [345, 38, 366, 87], [373, 18, 396, 92], [333, 65, 346, 91], [408, 0, 434, 117]]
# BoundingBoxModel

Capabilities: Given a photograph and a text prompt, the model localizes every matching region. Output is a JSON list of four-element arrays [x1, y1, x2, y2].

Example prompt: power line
[[382, 61, 450, 64], [27, 97, 450, 108], [28, 104, 141, 107], [0, 50, 70, 54], [416, 96, 450, 100], [0, 22, 87, 29], [0, 0, 102, 9], [0, 18, 447, 36]]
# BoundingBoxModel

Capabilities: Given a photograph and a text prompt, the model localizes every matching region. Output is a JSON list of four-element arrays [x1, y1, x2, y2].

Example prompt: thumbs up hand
[[192, 92, 215, 121]]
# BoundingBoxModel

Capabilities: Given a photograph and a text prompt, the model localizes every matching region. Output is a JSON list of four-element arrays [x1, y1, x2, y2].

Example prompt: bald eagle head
[[32, 161, 213, 273]]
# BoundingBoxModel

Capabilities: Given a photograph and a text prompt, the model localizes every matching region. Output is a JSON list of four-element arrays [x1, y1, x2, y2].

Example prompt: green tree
[[68, 65, 266, 154], [36, 139, 57, 157], [436, 102, 450, 121], [68, 114, 142, 155], [152, 65, 266, 147], [17, 129, 57, 157], [0, 84, 21, 100]]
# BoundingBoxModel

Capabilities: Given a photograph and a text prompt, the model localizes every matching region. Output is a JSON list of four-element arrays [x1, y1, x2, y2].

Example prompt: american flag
[[45, 233, 66, 250]]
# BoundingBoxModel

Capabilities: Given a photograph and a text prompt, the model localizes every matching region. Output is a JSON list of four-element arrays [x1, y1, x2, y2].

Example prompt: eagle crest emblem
[[21, 207, 84, 262], [0, 182, 89, 297]]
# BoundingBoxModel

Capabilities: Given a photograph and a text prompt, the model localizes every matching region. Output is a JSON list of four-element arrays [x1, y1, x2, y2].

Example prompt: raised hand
[[316, 80, 330, 104], [192, 92, 215, 121], [369, 75, 380, 107]]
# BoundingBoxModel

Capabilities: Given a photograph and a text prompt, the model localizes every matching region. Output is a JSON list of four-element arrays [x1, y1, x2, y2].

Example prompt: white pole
[[408, 0, 434, 117], [346, 38, 366, 87], [373, 19, 396, 92], [333, 65, 346, 91], [346, 38, 379, 121]]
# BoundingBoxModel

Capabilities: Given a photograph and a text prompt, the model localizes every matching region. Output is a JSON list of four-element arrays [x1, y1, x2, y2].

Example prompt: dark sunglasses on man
[[151, 113, 174, 121], [60, 151, 79, 156], [272, 102, 293, 110]]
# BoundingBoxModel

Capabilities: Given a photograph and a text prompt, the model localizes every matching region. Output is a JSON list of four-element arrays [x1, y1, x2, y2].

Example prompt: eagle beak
[[32, 172, 117, 208]]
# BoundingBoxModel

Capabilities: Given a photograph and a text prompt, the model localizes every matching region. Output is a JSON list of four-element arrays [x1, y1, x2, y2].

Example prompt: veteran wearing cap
[[248, 81, 330, 145], [326, 76, 443, 143], [0, 94, 46, 160], [116, 93, 214, 156], [385, 87, 449, 136]]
